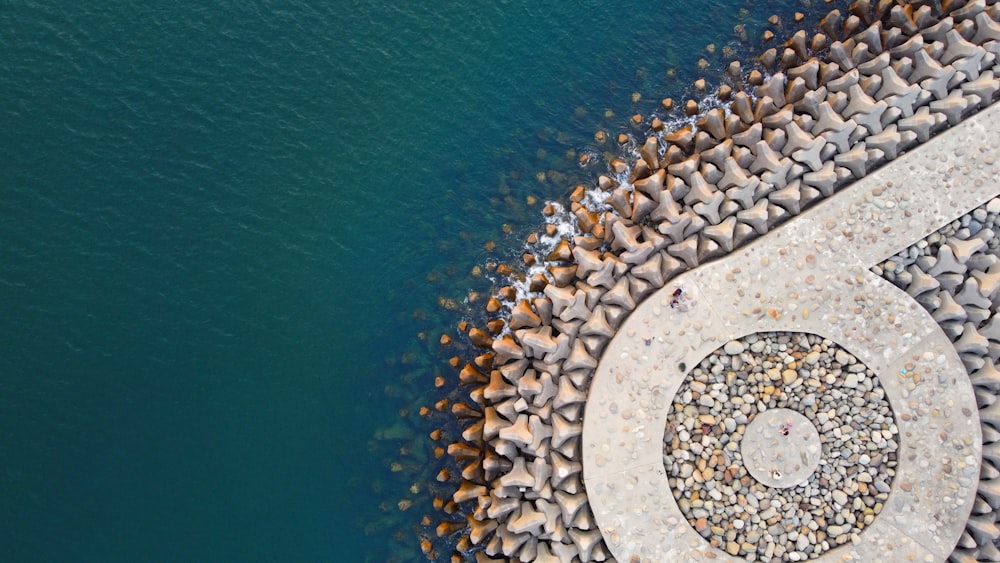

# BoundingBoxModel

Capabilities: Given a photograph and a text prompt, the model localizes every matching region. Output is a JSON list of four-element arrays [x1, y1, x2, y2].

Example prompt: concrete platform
[[582, 102, 1000, 561]]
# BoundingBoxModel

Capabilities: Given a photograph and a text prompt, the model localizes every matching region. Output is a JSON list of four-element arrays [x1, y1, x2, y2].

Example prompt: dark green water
[[0, 1, 835, 560]]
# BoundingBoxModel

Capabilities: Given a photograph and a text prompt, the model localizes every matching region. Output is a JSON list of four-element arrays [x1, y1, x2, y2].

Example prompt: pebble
[[724, 340, 745, 355], [835, 349, 851, 365], [782, 369, 798, 384]]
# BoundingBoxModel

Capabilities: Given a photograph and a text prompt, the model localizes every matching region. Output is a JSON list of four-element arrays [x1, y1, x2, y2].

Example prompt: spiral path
[[582, 102, 999, 560]]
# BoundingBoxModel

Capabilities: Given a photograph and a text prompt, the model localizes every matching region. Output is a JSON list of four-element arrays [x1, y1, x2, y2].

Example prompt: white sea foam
[[487, 87, 763, 330]]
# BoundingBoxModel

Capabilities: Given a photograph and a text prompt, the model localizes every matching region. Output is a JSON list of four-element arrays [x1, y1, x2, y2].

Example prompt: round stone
[[741, 408, 821, 488], [724, 340, 745, 355]]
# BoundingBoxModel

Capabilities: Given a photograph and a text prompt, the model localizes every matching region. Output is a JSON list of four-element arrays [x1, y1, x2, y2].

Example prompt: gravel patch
[[663, 331, 899, 561]]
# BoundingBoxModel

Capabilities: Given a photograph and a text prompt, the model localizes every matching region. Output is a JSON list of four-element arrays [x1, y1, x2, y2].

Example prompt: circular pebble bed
[[662, 332, 900, 561]]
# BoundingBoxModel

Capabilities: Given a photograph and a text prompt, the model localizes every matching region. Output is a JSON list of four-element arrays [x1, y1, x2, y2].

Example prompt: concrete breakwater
[[581, 105, 996, 560], [436, 1, 1000, 561]]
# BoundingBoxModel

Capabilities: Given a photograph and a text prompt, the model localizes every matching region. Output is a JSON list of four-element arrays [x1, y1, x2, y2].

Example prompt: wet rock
[[488, 341, 525, 375], [639, 136, 659, 170], [789, 59, 820, 90], [697, 108, 727, 140]]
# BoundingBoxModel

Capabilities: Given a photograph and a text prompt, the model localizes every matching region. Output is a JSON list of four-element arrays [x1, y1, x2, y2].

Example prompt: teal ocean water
[[0, 1, 836, 560]]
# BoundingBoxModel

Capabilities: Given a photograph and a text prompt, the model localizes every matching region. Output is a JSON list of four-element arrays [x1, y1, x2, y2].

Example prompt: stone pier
[[583, 103, 1000, 561], [450, 2, 1000, 561]]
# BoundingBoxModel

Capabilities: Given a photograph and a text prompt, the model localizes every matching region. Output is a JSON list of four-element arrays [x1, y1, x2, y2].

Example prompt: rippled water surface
[[0, 1, 839, 560]]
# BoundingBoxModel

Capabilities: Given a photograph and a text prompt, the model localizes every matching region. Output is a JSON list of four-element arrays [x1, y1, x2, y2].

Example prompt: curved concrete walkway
[[582, 103, 1000, 561]]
